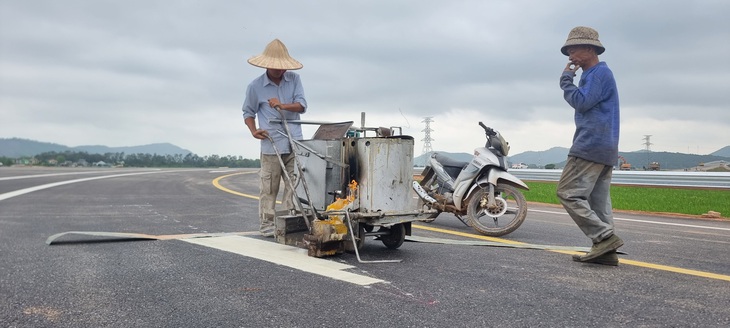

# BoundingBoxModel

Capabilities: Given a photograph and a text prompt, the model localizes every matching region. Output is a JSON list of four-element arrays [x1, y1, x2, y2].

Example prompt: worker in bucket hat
[[556, 26, 624, 265], [242, 39, 307, 237]]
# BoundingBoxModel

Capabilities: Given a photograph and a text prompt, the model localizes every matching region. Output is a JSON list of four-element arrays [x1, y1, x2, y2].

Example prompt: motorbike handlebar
[[478, 121, 496, 137]]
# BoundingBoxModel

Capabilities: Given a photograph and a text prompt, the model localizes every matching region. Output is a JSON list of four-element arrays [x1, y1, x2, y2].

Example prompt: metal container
[[346, 136, 415, 214], [295, 136, 415, 214], [295, 139, 346, 211]]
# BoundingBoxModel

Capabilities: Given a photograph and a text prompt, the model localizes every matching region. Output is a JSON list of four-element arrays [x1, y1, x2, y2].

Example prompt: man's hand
[[564, 62, 580, 75], [252, 129, 269, 140], [268, 98, 282, 110]]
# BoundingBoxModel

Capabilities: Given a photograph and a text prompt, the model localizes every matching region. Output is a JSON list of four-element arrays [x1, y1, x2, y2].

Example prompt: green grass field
[[521, 181, 730, 219]]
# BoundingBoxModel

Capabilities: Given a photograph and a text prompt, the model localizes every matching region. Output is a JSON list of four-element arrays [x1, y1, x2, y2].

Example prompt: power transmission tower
[[642, 135, 653, 151], [421, 117, 434, 154]]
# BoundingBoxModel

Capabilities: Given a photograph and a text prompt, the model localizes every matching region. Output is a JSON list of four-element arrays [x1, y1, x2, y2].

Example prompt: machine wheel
[[466, 184, 527, 237], [344, 223, 366, 253], [380, 224, 406, 249]]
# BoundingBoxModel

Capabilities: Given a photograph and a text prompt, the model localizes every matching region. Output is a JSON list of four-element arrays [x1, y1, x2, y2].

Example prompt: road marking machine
[[269, 112, 437, 263]]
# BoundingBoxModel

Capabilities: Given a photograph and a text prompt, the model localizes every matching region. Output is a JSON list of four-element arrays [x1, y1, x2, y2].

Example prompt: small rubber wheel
[[380, 224, 406, 249]]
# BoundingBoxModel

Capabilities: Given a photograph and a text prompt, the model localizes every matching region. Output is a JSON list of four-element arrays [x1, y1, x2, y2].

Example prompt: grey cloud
[[1, 0, 728, 157]]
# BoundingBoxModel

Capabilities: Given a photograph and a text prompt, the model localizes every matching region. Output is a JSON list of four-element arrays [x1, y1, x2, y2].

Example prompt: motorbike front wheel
[[466, 184, 527, 237]]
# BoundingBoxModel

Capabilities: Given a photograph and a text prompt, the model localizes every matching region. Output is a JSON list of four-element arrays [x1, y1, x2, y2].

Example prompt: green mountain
[[414, 147, 730, 171], [0, 138, 193, 157], [616, 151, 729, 171], [711, 146, 730, 157]]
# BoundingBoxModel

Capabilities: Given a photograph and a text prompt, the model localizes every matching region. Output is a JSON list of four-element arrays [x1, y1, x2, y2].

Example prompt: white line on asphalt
[[0, 171, 165, 202], [530, 209, 730, 232], [182, 235, 386, 286], [0, 170, 141, 181]]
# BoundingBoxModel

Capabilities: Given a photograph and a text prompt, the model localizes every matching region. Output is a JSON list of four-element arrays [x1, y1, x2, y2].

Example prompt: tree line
[[0, 151, 260, 168]]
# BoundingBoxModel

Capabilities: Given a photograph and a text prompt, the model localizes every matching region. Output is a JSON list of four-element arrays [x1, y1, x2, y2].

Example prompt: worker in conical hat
[[242, 39, 307, 237]]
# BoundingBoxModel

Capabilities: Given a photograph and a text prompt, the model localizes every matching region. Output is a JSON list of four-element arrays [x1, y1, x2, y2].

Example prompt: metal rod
[[275, 108, 319, 228], [345, 210, 402, 264], [268, 119, 354, 126], [266, 135, 311, 232], [274, 130, 348, 168]]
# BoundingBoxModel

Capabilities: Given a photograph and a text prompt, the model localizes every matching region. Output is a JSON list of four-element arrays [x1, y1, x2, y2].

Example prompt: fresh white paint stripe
[[0, 171, 165, 202], [182, 235, 385, 286], [530, 209, 730, 232]]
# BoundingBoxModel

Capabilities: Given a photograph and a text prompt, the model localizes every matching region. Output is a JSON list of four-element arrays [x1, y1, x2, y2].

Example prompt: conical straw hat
[[247, 39, 303, 70], [561, 26, 605, 56]]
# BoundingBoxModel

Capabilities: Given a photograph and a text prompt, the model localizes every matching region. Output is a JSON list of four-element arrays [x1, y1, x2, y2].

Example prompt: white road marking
[[182, 235, 385, 286], [0, 171, 165, 202], [0, 170, 136, 181], [208, 169, 250, 173], [530, 209, 730, 231]]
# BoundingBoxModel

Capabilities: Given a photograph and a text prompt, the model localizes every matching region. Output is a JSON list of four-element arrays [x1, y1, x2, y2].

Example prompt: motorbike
[[412, 122, 529, 236]]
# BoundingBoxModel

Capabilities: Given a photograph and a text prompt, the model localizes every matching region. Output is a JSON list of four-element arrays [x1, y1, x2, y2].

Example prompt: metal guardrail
[[413, 168, 730, 189]]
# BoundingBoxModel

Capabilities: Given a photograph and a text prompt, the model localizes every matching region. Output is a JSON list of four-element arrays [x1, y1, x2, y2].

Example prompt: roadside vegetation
[[522, 181, 730, 219], [1, 151, 260, 168]]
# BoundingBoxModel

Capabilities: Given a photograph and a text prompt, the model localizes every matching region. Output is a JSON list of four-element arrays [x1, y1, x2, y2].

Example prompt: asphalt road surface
[[1, 167, 729, 327]]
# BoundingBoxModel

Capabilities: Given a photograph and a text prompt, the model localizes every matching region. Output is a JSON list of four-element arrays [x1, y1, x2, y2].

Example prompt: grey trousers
[[556, 156, 615, 243], [259, 152, 296, 234]]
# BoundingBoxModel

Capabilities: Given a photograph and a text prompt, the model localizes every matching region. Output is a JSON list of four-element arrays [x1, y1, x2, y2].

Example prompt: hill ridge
[[0, 138, 193, 157]]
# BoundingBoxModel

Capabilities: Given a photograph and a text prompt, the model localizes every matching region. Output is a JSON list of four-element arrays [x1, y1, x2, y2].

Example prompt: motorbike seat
[[432, 153, 468, 179]]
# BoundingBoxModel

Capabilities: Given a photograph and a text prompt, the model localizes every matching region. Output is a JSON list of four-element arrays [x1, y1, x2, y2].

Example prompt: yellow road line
[[212, 171, 260, 200], [214, 172, 730, 282], [413, 224, 730, 282]]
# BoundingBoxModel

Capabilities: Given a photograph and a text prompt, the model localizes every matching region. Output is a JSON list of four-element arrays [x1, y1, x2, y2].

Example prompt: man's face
[[267, 69, 286, 79], [566, 46, 594, 68]]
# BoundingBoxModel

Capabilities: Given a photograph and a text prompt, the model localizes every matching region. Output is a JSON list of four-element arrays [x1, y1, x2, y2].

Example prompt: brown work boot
[[572, 250, 619, 266], [574, 234, 624, 262]]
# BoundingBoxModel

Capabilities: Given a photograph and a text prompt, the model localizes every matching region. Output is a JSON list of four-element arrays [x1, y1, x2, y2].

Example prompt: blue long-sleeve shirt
[[560, 62, 620, 167], [242, 71, 307, 155]]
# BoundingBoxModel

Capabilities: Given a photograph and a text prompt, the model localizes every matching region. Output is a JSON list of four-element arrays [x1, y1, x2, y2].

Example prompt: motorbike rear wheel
[[466, 183, 527, 237]]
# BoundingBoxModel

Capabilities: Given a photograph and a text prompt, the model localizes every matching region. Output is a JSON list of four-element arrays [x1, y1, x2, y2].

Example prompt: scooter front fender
[[457, 170, 530, 209], [484, 170, 529, 190]]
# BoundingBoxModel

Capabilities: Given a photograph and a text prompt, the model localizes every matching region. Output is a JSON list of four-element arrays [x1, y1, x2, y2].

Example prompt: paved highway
[[1, 167, 728, 327]]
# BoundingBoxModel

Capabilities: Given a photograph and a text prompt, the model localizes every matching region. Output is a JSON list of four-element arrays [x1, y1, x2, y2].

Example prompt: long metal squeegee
[[46, 231, 256, 245]]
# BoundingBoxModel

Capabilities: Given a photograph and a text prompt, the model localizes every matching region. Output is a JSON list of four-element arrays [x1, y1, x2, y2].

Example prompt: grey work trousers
[[258, 152, 296, 234], [556, 156, 615, 244]]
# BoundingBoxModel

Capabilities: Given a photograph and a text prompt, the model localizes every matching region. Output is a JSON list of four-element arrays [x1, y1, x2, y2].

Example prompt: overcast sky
[[2, 0, 729, 160]]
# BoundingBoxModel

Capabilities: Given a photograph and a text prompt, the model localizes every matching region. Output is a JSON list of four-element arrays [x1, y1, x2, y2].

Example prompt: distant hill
[[508, 147, 570, 166], [415, 147, 571, 168], [0, 138, 193, 157], [712, 146, 730, 157], [413, 151, 472, 167], [414, 146, 730, 171], [616, 151, 729, 171], [534, 150, 729, 170]]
